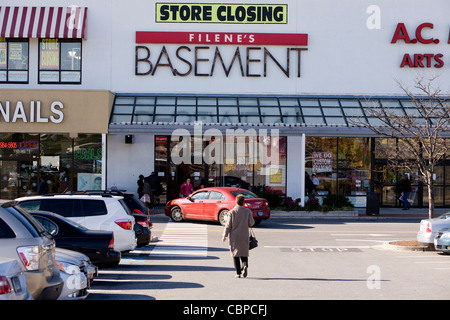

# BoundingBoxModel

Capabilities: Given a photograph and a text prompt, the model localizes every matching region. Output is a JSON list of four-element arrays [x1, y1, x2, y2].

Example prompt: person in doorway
[[142, 176, 153, 208], [179, 178, 193, 198], [38, 174, 49, 195], [401, 177, 412, 210], [222, 194, 255, 278], [137, 174, 144, 199], [311, 174, 319, 193], [305, 172, 315, 198]]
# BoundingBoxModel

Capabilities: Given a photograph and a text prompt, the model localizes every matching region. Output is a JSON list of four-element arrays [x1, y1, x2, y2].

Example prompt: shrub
[[283, 196, 301, 210], [322, 194, 353, 209], [304, 197, 321, 211], [255, 187, 284, 208]]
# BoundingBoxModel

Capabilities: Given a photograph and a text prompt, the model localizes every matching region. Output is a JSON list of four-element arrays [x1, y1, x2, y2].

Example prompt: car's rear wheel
[[170, 206, 184, 222], [218, 209, 229, 226]]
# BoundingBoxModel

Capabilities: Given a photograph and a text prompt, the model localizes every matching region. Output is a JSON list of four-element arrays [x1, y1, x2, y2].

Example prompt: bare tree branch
[[349, 76, 449, 218]]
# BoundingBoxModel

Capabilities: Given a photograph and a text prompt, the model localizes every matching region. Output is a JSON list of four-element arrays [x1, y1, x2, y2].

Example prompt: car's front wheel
[[218, 209, 229, 226], [170, 206, 184, 222]]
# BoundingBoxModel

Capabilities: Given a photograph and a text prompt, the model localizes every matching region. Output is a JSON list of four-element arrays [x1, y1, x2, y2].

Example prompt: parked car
[[0, 257, 33, 300], [55, 248, 94, 300], [222, 176, 250, 190], [417, 212, 450, 244], [133, 213, 151, 247], [15, 194, 137, 252], [165, 187, 270, 225], [434, 227, 450, 254], [0, 204, 63, 300], [29, 210, 121, 268], [70, 190, 153, 247]]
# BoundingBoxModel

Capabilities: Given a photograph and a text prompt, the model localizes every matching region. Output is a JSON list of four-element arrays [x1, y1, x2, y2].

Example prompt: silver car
[[434, 227, 450, 254], [417, 212, 450, 244], [0, 204, 63, 300], [55, 248, 97, 300], [0, 257, 33, 300]]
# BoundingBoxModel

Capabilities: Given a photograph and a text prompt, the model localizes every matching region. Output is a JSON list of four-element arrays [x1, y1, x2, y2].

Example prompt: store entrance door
[[0, 160, 38, 200]]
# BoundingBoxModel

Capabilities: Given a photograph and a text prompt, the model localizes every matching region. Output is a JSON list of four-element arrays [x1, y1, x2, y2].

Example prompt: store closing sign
[[136, 3, 307, 78], [155, 3, 287, 24]]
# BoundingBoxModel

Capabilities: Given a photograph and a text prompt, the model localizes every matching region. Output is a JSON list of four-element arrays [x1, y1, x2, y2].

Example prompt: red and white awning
[[0, 6, 87, 39]]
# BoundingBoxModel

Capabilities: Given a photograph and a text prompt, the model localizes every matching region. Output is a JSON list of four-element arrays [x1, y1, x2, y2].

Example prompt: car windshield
[[3, 206, 50, 238], [438, 213, 450, 220], [230, 190, 258, 198], [34, 212, 88, 231]]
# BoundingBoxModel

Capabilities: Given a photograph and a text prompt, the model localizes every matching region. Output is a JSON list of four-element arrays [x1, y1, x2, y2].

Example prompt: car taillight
[[0, 276, 12, 295], [115, 220, 133, 230], [133, 209, 144, 214], [137, 220, 148, 228], [108, 236, 115, 249], [426, 222, 432, 233], [17, 246, 40, 271]]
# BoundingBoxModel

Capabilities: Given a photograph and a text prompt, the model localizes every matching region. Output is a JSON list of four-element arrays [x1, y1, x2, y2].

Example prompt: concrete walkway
[[151, 205, 449, 220]]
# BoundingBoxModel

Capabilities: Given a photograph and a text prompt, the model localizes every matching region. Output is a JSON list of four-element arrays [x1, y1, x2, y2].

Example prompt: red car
[[165, 187, 270, 225]]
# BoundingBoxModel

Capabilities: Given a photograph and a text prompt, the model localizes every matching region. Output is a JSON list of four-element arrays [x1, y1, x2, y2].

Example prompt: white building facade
[[1, 0, 449, 207]]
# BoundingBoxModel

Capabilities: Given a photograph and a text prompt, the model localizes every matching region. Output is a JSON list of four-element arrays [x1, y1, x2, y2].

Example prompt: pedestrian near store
[[141, 177, 153, 208], [137, 174, 144, 199], [222, 194, 255, 278], [401, 177, 412, 210], [305, 172, 315, 198], [311, 174, 319, 193], [179, 178, 193, 197]]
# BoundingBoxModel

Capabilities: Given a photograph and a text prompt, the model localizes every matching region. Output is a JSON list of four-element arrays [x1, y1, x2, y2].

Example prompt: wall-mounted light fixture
[[125, 135, 133, 144]]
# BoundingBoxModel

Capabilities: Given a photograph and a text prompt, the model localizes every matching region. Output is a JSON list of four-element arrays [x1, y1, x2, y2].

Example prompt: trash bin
[[366, 192, 380, 216]]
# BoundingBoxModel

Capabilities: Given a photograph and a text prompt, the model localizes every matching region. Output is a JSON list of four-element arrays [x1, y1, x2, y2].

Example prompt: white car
[[55, 248, 97, 300], [0, 257, 33, 300], [417, 212, 450, 244], [16, 194, 137, 252]]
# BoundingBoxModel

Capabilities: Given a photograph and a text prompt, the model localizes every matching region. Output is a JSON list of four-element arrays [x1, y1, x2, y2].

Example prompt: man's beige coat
[[223, 205, 255, 257]]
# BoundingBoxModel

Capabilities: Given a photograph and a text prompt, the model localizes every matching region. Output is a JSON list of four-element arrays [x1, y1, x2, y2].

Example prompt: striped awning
[[0, 6, 87, 39]]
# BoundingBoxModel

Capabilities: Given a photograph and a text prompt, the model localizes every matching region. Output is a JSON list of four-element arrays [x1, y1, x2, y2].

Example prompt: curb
[[270, 210, 358, 219], [372, 241, 435, 252]]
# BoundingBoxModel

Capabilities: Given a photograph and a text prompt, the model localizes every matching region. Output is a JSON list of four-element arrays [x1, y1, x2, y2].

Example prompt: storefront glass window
[[73, 134, 102, 191], [338, 137, 371, 205], [39, 39, 82, 84], [40, 134, 73, 193], [0, 133, 39, 199], [305, 137, 337, 197], [39, 134, 102, 194], [0, 38, 29, 83]]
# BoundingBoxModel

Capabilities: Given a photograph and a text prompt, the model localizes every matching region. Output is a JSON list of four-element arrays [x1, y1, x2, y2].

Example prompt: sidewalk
[[151, 205, 449, 220]]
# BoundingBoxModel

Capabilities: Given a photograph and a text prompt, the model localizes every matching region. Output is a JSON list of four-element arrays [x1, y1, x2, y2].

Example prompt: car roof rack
[[39, 191, 115, 198]]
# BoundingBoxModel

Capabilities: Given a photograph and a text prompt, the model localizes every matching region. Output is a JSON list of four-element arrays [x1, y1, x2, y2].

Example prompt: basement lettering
[[135, 45, 307, 78]]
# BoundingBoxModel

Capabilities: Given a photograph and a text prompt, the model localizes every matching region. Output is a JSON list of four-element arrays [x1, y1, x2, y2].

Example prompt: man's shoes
[[235, 274, 241, 278]]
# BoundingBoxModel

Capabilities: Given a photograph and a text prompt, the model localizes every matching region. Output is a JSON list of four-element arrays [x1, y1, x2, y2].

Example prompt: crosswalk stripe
[[150, 222, 208, 257]]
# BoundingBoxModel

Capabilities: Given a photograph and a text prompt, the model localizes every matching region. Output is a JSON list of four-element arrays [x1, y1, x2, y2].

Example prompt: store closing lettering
[[0, 100, 64, 123], [135, 45, 306, 78], [156, 3, 287, 24], [391, 22, 446, 68]]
